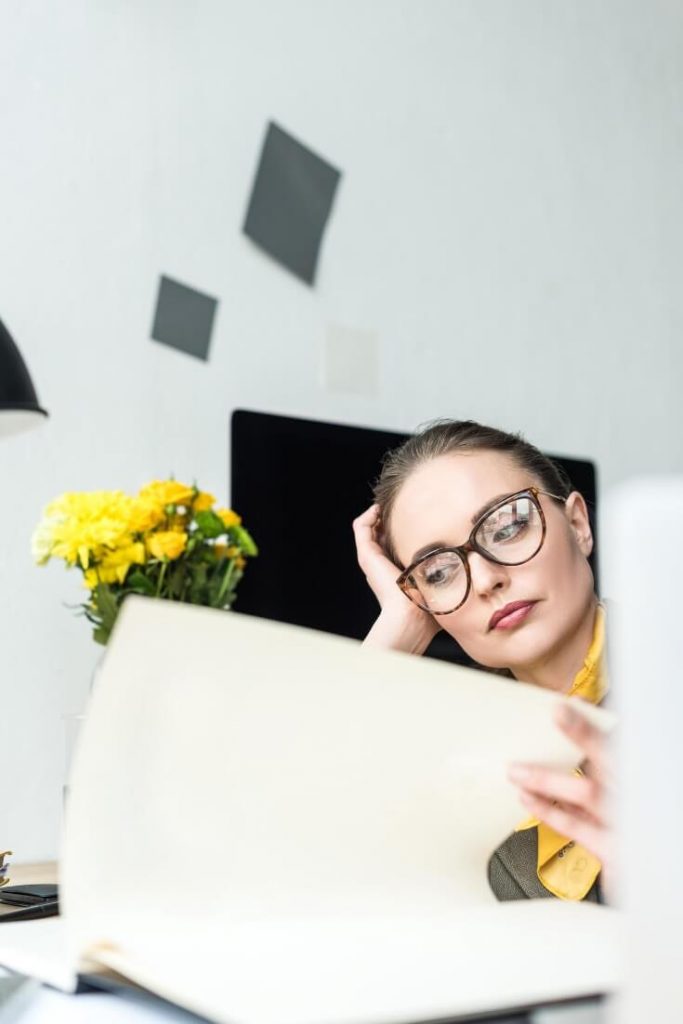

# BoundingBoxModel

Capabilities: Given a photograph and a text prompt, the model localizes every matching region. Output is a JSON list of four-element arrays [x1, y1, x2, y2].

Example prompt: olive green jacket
[[488, 827, 603, 903]]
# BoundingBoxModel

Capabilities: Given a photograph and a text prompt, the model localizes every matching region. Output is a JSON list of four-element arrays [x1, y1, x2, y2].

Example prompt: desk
[[4, 865, 57, 887], [1, 863, 56, 888], [0, 866, 606, 1024], [0, 863, 57, 924]]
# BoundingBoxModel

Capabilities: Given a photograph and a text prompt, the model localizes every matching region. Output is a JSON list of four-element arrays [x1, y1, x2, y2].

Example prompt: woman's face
[[388, 450, 595, 674]]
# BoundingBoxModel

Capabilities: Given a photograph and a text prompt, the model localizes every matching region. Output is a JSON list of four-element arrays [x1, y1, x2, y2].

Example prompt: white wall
[[2, 0, 682, 858]]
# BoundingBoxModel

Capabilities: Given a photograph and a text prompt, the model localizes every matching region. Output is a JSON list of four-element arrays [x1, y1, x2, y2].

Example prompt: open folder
[[0, 597, 619, 1023]]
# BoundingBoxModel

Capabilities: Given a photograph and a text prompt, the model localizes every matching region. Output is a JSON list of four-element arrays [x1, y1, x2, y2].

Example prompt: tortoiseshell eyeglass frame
[[395, 487, 566, 616]]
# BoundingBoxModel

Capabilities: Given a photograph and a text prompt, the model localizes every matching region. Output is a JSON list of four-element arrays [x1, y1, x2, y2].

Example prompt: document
[[0, 597, 618, 1023]]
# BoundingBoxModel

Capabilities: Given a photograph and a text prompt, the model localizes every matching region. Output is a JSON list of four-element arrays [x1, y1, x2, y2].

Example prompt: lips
[[488, 601, 537, 631]]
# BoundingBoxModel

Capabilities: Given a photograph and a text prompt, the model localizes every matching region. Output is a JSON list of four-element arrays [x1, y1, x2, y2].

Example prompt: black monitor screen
[[230, 410, 598, 666]]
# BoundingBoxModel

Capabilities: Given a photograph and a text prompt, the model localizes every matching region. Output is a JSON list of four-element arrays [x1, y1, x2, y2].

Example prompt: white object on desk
[[605, 477, 683, 1024]]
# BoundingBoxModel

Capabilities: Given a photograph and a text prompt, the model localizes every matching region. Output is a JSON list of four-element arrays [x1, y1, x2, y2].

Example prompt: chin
[[459, 623, 556, 673]]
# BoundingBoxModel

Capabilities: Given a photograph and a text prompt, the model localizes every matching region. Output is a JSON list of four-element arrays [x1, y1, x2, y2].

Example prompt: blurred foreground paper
[[0, 598, 619, 1023], [606, 478, 683, 1024]]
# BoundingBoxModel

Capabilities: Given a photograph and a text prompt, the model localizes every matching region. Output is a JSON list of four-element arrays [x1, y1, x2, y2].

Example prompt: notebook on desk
[[0, 597, 619, 1023]]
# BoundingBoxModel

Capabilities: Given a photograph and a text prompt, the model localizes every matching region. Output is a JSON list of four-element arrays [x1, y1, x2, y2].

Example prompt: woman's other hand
[[353, 504, 440, 655], [507, 702, 614, 896]]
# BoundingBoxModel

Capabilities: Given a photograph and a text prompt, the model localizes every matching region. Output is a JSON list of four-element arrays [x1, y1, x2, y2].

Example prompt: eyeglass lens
[[407, 494, 543, 613]]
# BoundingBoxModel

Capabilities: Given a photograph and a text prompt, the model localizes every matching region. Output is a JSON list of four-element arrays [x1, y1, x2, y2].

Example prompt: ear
[[564, 491, 593, 556]]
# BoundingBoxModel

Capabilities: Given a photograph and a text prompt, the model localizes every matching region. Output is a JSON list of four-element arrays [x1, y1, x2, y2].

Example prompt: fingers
[[506, 701, 615, 883], [516, 790, 609, 864], [508, 764, 602, 824], [352, 504, 407, 605], [352, 504, 384, 565], [352, 504, 381, 543], [554, 701, 610, 782], [352, 501, 389, 561], [353, 503, 380, 529]]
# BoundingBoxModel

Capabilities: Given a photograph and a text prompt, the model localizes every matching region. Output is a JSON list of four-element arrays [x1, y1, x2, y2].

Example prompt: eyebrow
[[407, 492, 515, 566]]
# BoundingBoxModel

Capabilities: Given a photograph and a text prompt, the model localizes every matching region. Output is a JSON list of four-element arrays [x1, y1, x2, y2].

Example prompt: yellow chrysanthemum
[[34, 478, 252, 644], [146, 530, 187, 561], [138, 481, 194, 509], [34, 491, 138, 569], [193, 491, 216, 512], [216, 508, 242, 528], [101, 542, 146, 583], [127, 497, 165, 533], [83, 568, 99, 590], [82, 542, 146, 588]]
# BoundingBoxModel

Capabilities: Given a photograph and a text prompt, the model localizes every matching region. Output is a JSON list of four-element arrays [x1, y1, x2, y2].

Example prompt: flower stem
[[156, 561, 167, 598], [216, 559, 236, 606]]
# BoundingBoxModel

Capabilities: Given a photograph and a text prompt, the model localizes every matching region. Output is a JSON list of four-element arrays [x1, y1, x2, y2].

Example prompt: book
[[0, 597, 619, 1022]]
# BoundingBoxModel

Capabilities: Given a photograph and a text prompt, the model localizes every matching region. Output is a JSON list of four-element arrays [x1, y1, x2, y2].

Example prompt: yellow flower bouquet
[[32, 480, 257, 645]]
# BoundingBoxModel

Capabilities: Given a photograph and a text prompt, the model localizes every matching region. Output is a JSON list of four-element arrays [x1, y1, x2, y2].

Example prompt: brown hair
[[374, 419, 573, 564]]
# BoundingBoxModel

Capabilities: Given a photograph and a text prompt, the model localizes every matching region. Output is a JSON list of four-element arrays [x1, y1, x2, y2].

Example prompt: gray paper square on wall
[[151, 275, 218, 362], [243, 121, 341, 285]]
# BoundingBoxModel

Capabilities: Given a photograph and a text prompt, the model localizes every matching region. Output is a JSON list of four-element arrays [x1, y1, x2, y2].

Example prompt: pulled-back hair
[[374, 420, 574, 562]]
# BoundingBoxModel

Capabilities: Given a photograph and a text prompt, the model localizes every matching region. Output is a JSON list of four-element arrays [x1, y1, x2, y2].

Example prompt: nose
[[467, 550, 509, 598]]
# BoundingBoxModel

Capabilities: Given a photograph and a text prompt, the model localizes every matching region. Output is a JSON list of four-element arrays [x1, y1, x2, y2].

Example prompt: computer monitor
[[230, 410, 598, 666]]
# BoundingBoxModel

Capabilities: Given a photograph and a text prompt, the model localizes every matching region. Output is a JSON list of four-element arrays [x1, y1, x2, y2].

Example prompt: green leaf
[[195, 510, 226, 539], [127, 571, 156, 596], [91, 583, 120, 644], [94, 583, 118, 621], [189, 563, 208, 604], [231, 525, 258, 556], [167, 562, 186, 599], [93, 625, 111, 646]]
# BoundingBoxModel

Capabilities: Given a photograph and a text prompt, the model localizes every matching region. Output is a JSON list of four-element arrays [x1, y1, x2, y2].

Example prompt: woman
[[353, 420, 613, 902]]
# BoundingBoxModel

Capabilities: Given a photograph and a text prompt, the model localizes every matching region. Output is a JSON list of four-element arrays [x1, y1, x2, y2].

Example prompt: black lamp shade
[[0, 318, 48, 437]]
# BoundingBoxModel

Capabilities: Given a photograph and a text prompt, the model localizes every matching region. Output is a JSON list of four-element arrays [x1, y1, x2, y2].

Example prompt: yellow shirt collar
[[567, 604, 607, 704]]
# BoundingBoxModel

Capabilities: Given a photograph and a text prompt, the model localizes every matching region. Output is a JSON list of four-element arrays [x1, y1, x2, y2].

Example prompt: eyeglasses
[[396, 487, 565, 616]]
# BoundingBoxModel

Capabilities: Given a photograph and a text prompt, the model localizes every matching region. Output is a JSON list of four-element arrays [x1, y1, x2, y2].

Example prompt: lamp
[[0, 318, 47, 895], [0, 318, 48, 437]]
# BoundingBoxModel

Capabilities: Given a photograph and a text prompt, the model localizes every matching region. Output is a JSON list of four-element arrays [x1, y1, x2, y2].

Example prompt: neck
[[512, 595, 599, 693]]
